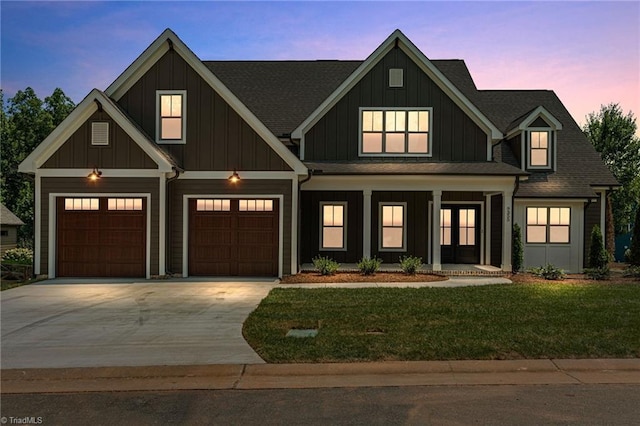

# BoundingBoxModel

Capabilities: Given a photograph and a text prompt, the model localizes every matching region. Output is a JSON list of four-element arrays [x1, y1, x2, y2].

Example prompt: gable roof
[[290, 29, 503, 140], [0, 203, 25, 226], [19, 89, 176, 174], [505, 105, 563, 137], [105, 29, 307, 175]]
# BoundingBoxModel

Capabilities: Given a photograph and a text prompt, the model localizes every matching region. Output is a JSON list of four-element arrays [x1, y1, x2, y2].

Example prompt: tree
[[0, 87, 75, 246], [588, 225, 608, 268], [583, 103, 640, 237]]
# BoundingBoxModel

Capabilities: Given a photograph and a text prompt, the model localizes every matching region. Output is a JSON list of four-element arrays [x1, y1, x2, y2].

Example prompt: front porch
[[300, 263, 507, 277]]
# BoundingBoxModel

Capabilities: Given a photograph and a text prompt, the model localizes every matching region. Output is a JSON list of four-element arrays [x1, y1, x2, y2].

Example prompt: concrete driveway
[[1, 280, 275, 369]]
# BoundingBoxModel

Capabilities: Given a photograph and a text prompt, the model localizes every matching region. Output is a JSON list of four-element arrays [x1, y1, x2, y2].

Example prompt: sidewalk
[[3, 359, 639, 394]]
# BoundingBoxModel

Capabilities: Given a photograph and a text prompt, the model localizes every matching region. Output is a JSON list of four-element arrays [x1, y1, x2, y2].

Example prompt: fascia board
[[518, 106, 563, 131]]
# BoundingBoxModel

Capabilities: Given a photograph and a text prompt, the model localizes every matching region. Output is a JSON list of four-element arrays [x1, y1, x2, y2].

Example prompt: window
[[526, 207, 570, 244], [380, 203, 406, 250], [196, 199, 230, 212], [529, 131, 550, 168], [1, 230, 9, 237], [458, 209, 476, 246], [239, 199, 274, 212], [440, 208, 452, 246], [320, 203, 346, 250], [108, 198, 143, 211], [157, 91, 186, 143], [361, 109, 431, 156], [389, 68, 404, 88], [91, 122, 109, 146], [64, 198, 99, 211]]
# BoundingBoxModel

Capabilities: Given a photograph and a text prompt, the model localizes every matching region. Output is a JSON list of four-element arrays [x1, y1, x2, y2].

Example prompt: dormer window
[[156, 90, 186, 144], [528, 130, 552, 169], [360, 108, 432, 157]]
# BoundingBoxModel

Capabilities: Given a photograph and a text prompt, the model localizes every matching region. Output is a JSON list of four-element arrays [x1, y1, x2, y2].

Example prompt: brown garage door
[[57, 197, 146, 277], [189, 198, 279, 276]]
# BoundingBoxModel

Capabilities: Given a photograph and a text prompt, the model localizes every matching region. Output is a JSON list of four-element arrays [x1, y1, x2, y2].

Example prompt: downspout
[[297, 169, 314, 272], [164, 166, 181, 276]]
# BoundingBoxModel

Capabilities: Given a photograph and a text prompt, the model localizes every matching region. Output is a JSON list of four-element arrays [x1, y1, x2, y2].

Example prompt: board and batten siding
[[40, 177, 160, 276], [117, 50, 292, 172], [304, 47, 488, 162], [168, 179, 293, 275], [42, 111, 158, 169]]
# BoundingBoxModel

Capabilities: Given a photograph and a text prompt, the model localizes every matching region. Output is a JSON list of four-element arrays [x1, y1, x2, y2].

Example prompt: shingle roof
[[0, 203, 25, 226], [304, 161, 527, 176]]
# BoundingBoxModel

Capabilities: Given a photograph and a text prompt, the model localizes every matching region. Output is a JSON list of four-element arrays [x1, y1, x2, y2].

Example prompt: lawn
[[243, 283, 640, 363]]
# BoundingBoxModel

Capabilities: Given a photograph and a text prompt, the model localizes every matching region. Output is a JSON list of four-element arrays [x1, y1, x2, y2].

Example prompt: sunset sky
[[1, 1, 638, 131]]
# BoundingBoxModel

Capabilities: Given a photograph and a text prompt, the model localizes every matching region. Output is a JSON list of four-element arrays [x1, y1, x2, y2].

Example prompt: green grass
[[243, 283, 640, 362]]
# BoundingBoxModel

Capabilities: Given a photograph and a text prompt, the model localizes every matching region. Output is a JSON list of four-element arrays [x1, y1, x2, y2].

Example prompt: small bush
[[357, 257, 382, 275], [399, 255, 422, 275], [527, 263, 566, 281], [512, 223, 524, 273], [584, 266, 610, 280], [588, 225, 609, 269], [1, 248, 33, 265], [312, 256, 339, 276], [623, 265, 640, 278]]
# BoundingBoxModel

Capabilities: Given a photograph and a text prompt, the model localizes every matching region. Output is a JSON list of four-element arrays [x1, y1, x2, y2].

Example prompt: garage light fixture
[[88, 167, 102, 181], [228, 169, 240, 184]]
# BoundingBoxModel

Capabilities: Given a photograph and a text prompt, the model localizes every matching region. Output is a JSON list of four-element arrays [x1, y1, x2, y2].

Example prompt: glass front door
[[440, 205, 480, 264]]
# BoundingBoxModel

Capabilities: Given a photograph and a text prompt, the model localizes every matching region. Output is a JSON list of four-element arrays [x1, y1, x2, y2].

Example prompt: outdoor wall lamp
[[228, 169, 240, 183], [88, 167, 102, 181]]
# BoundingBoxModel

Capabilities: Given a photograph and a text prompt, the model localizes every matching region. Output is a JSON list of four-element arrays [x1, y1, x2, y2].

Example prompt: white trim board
[[47, 193, 152, 279], [182, 194, 285, 278], [178, 171, 297, 180]]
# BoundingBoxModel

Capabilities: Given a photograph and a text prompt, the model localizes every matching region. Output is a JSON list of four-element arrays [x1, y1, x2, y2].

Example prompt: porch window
[[440, 208, 452, 246], [361, 109, 431, 156], [529, 131, 550, 168], [157, 90, 186, 143], [526, 207, 570, 243], [380, 203, 406, 250], [320, 203, 346, 250]]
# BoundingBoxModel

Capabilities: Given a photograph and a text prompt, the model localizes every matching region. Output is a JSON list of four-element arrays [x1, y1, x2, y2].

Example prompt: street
[[2, 384, 639, 425]]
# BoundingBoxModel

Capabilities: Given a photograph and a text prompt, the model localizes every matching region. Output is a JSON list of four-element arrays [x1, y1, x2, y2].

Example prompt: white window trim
[[359, 107, 433, 158], [526, 128, 552, 170], [525, 206, 571, 245], [319, 201, 347, 251], [156, 90, 187, 144], [378, 202, 407, 252]]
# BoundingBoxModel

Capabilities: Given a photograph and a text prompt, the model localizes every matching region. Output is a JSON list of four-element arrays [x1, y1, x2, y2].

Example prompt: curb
[[2, 359, 640, 394]]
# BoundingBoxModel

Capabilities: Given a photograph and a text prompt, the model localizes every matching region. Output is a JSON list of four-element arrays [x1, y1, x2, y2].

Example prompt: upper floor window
[[156, 90, 186, 144], [528, 130, 551, 169], [360, 108, 431, 157]]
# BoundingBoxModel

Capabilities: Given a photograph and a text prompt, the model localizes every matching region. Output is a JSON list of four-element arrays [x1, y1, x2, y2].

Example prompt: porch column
[[432, 190, 442, 271], [485, 193, 492, 265], [501, 190, 513, 272], [363, 189, 372, 258]]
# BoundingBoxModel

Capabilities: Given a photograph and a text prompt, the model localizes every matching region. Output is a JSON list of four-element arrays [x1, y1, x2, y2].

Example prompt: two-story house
[[19, 29, 617, 279]]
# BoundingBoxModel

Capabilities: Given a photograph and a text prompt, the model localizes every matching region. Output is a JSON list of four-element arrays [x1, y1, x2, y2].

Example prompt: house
[[18, 29, 617, 279], [0, 203, 25, 255]]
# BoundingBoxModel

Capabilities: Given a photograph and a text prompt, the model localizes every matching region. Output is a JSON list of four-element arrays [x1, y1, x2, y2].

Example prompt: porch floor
[[300, 263, 507, 277]]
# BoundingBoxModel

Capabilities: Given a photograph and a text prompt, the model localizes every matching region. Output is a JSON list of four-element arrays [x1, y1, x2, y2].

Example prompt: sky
[[1, 1, 639, 132]]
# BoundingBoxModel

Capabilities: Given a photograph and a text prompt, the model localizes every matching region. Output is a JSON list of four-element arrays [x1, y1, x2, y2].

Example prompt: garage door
[[189, 198, 279, 276], [57, 197, 146, 277]]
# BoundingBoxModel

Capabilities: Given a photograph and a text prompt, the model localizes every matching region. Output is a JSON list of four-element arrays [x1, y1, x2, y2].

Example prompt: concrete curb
[[2, 359, 639, 394]]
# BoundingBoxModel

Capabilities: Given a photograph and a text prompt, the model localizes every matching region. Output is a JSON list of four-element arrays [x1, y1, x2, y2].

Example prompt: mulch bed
[[280, 272, 448, 284]]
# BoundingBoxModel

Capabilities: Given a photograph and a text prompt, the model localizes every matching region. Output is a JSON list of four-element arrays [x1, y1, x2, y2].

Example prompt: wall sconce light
[[228, 169, 240, 183], [88, 167, 102, 181]]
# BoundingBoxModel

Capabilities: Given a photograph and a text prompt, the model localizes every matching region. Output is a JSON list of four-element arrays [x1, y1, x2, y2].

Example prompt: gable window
[[320, 202, 346, 250], [526, 207, 570, 244], [91, 122, 109, 146], [528, 130, 550, 168], [156, 90, 186, 144], [379, 203, 406, 250], [361, 108, 431, 156]]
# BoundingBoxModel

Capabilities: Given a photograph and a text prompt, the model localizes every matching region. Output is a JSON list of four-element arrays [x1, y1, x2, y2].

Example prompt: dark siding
[[371, 191, 429, 263], [168, 179, 292, 275], [40, 177, 160, 276], [508, 135, 522, 168], [300, 191, 363, 263], [584, 196, 602, 267], [491, 194, 503, 267], [43, 111, 157, 169], [305, 48, 488, 162], [442, 191, 484, 202], [530, 117, 550, 127], [118, 50, 292, 172]]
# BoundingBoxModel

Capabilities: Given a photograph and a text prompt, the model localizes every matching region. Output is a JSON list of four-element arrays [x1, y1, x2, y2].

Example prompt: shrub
[[629, 207, 640, 266], [1, 247, 33, 265], [625, 248, 631, 263], [399, 255, 422, 275], [512, 223, 524, 273], [312, 256, 339, 276], [623, 265, 640, 278], [527, 263, 566, 280], [584, 266, 610, 280], [357, 257, 382, 275], [588, 225, 609, 268]]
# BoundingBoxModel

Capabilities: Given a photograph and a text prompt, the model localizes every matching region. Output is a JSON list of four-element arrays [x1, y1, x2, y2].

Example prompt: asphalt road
[[2, 384, 639, 425]]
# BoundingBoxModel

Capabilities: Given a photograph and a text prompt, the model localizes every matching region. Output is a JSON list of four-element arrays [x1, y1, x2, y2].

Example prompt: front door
[[440, 205, 480, 264]]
